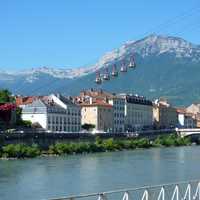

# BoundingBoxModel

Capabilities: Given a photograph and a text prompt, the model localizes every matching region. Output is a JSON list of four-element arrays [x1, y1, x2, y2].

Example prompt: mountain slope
[[1, 34, 200, 106]]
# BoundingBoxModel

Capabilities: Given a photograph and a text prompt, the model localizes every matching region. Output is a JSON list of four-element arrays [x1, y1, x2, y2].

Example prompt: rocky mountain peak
[[96, 34, 200, 67]]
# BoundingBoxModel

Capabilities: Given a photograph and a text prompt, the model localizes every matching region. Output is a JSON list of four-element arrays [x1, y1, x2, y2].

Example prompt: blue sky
[[0, 0, 199, 70]]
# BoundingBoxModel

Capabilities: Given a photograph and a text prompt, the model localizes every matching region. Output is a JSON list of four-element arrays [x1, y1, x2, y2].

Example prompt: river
[[0, 146, 200, 200]]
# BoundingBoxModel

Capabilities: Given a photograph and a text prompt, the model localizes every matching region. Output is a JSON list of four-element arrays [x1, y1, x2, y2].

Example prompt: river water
[[0, 146, 200, 200]]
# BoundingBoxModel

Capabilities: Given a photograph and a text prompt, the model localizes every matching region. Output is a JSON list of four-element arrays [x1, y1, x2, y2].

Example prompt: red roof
[[16, 96, 43, 106]]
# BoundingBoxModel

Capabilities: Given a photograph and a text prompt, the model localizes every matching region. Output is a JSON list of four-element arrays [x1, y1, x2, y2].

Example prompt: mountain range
[[1, 34, 200, 106]]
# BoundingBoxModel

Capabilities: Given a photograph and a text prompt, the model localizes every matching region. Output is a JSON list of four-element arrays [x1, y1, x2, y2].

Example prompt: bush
[[2, 144, 40, 158], [25, 144, 40, 157], [102, 138, 116, 151], [95, 136, 103, 145], [53, 143, 72, 155], [152, 134, 191, 147], [136, 138, 151, 148], [74, 143, 90, 153], [0, 134, 191, 159]]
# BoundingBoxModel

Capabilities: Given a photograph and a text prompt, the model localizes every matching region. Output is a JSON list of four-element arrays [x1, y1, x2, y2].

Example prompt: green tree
[[0, 89, 14, 103], [81, 123, 95, 131]]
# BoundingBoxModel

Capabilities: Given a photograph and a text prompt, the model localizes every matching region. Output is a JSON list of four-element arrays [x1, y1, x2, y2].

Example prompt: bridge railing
[[48, 180, 200, 200]]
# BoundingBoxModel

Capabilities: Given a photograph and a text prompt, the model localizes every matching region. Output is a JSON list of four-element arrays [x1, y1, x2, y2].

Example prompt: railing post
[[142, 189, 149, 200], [122, 192, 130, 200], [193, 182, 200, 200], [98, 193, 107, 200], [157, 187, 165, 200], [183, 183, 191, 200], [171, 185, 179, 200]]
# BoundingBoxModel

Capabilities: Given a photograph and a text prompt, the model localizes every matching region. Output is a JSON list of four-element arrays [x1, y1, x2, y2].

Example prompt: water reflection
[[0, 146, 200, 200]]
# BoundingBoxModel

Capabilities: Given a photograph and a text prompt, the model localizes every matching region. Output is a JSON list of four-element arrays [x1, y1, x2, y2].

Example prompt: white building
[[108, 96, 125, 133], [119, 94, 153, 131], [22, 94, 81, 132], [177, 108, 196, 128]]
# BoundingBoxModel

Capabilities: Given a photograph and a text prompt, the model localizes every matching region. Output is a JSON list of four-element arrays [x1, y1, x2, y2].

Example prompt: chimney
[[89, 97, 93, 105]]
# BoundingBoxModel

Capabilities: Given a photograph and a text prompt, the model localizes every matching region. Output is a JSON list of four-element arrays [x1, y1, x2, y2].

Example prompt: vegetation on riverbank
[[0, 144, 40, 158], [0, 134, 192, 159]]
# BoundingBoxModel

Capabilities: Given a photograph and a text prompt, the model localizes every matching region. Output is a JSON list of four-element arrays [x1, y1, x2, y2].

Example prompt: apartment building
[[77, 89, 125, 133], [176, 108, 196, 128], [22, 94, 81, 132], [153, 99, 178, 129], [80, 98, 113, 132], [119, 94, 153, 131]]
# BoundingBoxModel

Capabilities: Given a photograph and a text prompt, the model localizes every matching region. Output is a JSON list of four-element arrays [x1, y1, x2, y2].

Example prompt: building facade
[[22, 94, 81, 132], [186, 104, 200, 115], [176, 108, 197, 128], [108, 97, 125, 133], [80, 100, 113, 133], [119, 94, 153, 131], [77, 89, 125, 133], [153, 99, 178, 129]]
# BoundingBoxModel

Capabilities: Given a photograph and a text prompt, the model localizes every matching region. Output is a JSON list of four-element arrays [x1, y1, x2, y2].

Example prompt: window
[[52, 116, 55, 124], [48, 116, 51, 124]]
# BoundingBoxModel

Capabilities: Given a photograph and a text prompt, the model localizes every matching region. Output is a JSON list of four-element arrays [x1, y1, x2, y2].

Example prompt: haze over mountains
[[1, 34, 200, 106]]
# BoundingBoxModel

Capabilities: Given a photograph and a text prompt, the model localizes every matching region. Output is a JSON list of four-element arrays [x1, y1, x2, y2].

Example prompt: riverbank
[[0, 134, 192, 159]]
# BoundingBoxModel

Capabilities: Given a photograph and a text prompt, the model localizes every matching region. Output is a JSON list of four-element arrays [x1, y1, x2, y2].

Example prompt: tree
[[16, 107, 22, 125], [81, 123, 95, 131], [0, 89, 14, 103]]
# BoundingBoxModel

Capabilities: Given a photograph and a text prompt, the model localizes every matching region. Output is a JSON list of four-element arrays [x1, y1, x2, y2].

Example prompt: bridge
[[176, 128, 200, 138], [49, 180, 200, 200]]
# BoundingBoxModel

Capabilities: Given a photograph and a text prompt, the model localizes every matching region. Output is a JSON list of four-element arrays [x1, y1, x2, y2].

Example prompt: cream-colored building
[[185, 103, 200, 128], [119, 94, 153, 131], [186, 103, 200, 115], [77, 89, 125, 133], [153, 99, 178, 129], [80, 100, 113, 133], [176, 108, 196, 128]]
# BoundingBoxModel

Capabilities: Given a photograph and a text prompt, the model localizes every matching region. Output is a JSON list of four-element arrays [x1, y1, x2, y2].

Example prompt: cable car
[[95, 71, 102, 84], [129, 56, 136, 68], [120, 62, 127, 72], [103, 67, 110, 80], [111, 64, 118, 77]]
